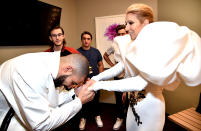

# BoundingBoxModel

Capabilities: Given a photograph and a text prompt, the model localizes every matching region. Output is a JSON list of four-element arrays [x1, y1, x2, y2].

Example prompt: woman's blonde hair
[[126, 3, 154, 23]]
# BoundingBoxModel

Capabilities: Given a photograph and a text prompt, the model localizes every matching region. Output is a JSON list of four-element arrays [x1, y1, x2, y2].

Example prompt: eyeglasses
[[51, 33, 63, 38]]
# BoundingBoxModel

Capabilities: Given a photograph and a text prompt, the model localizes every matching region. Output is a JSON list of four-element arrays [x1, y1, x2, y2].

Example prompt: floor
[[54, 103, 186, 131]]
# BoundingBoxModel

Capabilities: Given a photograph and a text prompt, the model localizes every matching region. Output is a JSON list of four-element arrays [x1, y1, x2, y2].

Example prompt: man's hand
[[77, 84, 95, 104]]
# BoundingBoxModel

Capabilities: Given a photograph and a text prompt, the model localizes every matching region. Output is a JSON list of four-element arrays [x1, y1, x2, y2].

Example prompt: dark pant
[[79, 90, 101, 119], [114, 77, 128, 120], [61, 91, 101, 130]]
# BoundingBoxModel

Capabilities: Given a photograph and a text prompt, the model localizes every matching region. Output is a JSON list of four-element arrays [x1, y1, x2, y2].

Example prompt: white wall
[[75, 0, 158, 48], [158, 0, 201, 114], [41, 0, 78, 49]]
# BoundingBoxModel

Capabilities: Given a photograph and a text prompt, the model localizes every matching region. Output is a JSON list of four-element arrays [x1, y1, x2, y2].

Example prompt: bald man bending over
[[0, 52, 95, 131]]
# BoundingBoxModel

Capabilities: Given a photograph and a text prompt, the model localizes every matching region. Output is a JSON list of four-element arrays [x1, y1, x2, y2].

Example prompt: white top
[[91, 21, 201, 131], [0, 52, 82, 131], [92, 21, 201, 91], [125, 22, 201, 86]]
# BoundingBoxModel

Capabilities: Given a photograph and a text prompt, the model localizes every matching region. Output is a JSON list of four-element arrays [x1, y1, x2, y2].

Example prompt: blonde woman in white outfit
[[87, 3, 201, 131]]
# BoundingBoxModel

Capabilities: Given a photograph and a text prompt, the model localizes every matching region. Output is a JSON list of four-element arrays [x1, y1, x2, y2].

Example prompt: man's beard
[[54, 75, 69, 88]]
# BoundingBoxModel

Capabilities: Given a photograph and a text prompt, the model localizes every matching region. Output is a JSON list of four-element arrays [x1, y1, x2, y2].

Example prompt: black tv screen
[[0, 1, 61, 46]]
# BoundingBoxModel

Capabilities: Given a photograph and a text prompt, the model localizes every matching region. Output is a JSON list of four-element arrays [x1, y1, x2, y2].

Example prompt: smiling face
[[49, 28, 65, 47], [125, 13, 148, 40]]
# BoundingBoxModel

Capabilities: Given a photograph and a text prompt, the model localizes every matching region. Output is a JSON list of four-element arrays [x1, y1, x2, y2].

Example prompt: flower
[[104, 23, 119, 41]]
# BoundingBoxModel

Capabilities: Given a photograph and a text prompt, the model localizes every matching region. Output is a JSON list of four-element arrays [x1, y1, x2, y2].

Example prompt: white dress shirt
[[0, 51, 82, 131]]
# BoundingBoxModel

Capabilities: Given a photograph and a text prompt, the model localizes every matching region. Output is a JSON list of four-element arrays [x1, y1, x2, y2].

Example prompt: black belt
[[0, 107, 15, 131]]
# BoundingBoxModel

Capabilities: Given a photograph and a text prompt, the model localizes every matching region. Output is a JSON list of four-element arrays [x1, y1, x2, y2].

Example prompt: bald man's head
[[60, 54, 89, 78], [55, 54, 89, 88]]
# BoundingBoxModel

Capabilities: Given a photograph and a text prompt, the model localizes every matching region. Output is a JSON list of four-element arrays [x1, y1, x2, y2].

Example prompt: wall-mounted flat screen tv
[[0, 0, 61, 46]]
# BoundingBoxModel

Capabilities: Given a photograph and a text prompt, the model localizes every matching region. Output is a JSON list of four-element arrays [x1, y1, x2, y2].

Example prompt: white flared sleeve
[[92, 62, 124, 81], [92, 75, 148, 92], [125, 22, 201, 87], [177, 31, 201, 86]]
